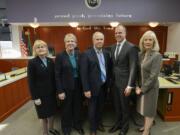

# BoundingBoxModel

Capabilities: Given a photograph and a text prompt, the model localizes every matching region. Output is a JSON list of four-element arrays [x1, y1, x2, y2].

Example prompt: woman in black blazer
[[55, 33, 84, 135], [27, 40, 59, 135]]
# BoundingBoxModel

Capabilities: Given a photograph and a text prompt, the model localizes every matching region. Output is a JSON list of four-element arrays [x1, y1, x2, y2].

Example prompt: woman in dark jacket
[[27, 40, 59, 135], [55, 33, 84, 135]]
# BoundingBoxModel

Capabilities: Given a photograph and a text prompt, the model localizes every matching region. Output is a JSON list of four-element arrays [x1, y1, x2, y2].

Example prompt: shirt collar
[[94, 46, 103, 54], [39, 56, 47, 61], [67, 50, 75, 56], [117, 39, 126, 46]]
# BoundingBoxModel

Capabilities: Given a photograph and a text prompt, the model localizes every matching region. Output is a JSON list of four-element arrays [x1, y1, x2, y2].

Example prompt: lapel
[[74, 50, 79, 69], [146, 50, 154, 63], [140, 50, 154, 64], [36, 56, 48, 70], [112, 44, 116, 62], [139, 52, 144, 63], [115, 41, 128, 62], [102, 49, 108, 71], [64, 51, 73, 69], [91, 48, 101, 70], [46, 57, 52, 69]]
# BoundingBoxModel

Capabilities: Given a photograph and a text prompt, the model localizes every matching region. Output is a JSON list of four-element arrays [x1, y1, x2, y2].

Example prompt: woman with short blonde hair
[[28, 40, 59, 135], [32, 40, 49, 56]]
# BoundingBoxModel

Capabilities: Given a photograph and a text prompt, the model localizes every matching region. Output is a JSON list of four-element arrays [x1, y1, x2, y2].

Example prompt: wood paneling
[[0, 77, 30, 122], [158, 88, 180, 121], [0, 59, 28, 73], [24, 25, 167, 54]]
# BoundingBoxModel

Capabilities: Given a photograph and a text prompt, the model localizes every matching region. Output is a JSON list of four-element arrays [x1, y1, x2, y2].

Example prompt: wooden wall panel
[[24, 25, 167, 54], [0, 59, 28, 73], [158, 88, 180, 121], [0, 77, 31, 122]]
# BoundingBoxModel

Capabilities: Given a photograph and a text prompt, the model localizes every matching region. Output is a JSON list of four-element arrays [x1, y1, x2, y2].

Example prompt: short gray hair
[[139, 30, 160, 52], [92, 31, 104, 40], [64, 33, 77, 43]]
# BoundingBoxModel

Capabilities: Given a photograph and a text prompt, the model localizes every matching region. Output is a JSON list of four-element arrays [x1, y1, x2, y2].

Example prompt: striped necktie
[[115, 44, 121, 59]]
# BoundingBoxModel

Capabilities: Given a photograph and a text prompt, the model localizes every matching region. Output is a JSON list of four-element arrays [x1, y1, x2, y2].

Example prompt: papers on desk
[[164, 75, 180, 84], [159, 74, 180, 88], [0, 67, 27, 88], [6, 68, 27, 78], [0, 74, 6, 82]]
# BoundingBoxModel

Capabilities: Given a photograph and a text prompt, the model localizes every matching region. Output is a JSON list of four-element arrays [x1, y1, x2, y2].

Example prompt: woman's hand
[[135, 87, 142, 95], [84, 91, 91, 98], [34, 99, 41, 105], [58, 92, 66, 100]]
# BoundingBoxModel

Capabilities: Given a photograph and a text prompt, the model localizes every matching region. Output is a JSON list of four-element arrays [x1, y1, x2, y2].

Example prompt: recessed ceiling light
[[148, 22, 159, 27], [29, 17, 40, 28], [69, 22, 79, 27], [109, 22, 119, 27]]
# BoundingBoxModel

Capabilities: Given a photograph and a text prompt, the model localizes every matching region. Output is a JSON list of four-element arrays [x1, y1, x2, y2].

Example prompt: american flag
[[20, 32, 28, 57]]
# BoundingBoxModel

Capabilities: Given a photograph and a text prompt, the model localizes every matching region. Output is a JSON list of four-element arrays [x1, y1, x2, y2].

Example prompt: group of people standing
[[27, 24, 162, 135]]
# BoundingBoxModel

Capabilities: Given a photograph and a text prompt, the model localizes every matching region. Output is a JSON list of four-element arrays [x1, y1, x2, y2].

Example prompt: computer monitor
[[173, 61, 180, 73], [163, 64, 173, 76]]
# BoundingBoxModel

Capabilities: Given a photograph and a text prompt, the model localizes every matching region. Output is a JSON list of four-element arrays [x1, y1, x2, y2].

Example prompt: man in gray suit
[[109, 24, 138, 135]]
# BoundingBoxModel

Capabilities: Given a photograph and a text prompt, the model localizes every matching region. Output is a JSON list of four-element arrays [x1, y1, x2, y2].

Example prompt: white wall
[[11, 25, 22, 52], [0, 25, 22, 58], [167, 23, 180, 60]]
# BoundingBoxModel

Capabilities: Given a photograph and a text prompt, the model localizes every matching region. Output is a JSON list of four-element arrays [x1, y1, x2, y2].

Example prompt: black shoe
[[63, 128, 71, 135], [137, 127, 144, 132], [119, 131, 127, 135], [108, 125, 120, 133], [97, 124, 105, 132], [74, 128, 84, 135], [90, 131, 96, 135], [49, 129, 60, 135], [119, 126, 129, 135], [64, 132, 70, 135]]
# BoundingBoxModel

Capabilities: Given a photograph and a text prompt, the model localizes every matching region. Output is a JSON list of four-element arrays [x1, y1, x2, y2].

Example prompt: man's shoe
[[119, 131, 126, 135], [49, 129, 60, 135], [63, 128, 71, 135], [90, 132, 96, 135], [74, 128, 84, 135], [97, 124, 105, 132], [108, 125, 120, 133], [64, 132, 70, 135], [137, 127, 144, 132]]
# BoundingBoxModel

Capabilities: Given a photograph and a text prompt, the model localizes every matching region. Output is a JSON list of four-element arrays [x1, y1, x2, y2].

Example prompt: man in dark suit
[[80, 32, 111, 135], [108, 24, 138, 135]]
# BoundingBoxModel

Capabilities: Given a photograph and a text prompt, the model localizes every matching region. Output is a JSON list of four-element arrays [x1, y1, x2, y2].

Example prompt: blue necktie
[[97, 51, 106, 83]]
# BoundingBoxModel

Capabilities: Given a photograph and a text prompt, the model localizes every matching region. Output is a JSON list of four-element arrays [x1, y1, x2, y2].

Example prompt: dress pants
[[113, 84, 130, 132], [61, 79, 82, 133], [88, 84, 106, 132]]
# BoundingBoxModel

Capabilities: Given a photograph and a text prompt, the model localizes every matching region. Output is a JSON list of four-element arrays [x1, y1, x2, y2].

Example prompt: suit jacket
[[80, 48, 111, 96], [136, 50, 162, 117], [111, 41, 138, 89], [27, 56, 56, 100], [55, 50, 81, 94], [138, 50, 162, 93]]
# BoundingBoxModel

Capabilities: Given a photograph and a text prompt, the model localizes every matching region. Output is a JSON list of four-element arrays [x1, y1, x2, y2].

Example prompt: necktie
[[42, 58, 47, 67], [115, 44, 121, 59], [97, 51, 106, 83]]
